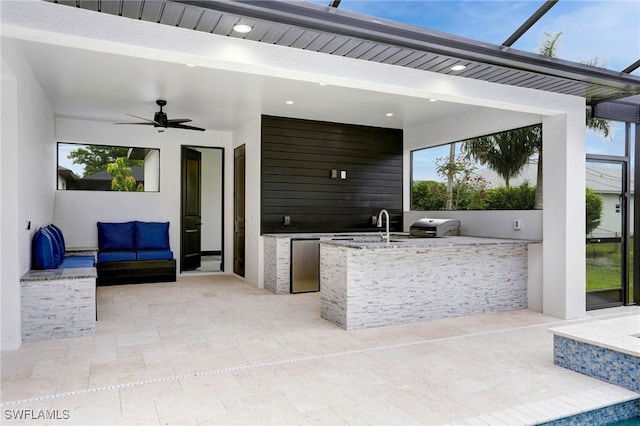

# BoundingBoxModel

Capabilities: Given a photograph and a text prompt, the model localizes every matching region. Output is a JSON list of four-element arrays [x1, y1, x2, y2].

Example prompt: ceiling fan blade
[[166, 118, 192, 124], [126, 113, 161, 125], [168, 123, 206, 131], [114, 122, 154, 125]]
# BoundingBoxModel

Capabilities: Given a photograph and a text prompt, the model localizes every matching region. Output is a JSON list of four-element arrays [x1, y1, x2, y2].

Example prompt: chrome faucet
[[377, 209, 390, 243]]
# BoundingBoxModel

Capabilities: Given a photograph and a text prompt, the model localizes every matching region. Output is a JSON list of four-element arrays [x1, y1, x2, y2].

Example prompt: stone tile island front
[[320, 236, 535, 330]]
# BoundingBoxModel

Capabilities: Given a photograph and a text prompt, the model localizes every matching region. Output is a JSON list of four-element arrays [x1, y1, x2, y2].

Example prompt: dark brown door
[[234, 145, 246, 277], [181, 147, 202, 271]]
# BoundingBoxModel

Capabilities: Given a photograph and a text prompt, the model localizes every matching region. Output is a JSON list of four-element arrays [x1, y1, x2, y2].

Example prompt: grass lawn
[[586, 238, 634, 292]]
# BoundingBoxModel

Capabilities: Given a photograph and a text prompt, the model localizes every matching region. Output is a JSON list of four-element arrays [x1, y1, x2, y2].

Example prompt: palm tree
[[462, 125, 540, 188], [463, 32, 611, 209]]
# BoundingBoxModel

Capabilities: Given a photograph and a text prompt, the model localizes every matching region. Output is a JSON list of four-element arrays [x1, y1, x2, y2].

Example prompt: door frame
[[180, 145, 225, 273], [585, 155, 631, 309]]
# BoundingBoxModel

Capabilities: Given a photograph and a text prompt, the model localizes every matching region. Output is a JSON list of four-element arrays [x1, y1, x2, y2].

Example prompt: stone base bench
[[20, 266, 96, 342]]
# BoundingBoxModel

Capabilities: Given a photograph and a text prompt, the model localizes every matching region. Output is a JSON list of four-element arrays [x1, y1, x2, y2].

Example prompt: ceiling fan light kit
[[114, 99, 205, 132]]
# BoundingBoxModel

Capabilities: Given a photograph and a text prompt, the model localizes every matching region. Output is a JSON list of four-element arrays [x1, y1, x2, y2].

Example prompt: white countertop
[[321, 235, 537, 250], [264, 232, 538, 250], [21, 267, 97, 282]]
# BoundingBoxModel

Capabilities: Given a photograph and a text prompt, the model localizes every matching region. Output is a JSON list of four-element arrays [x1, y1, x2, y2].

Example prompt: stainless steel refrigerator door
[[291, 239, 320, 293]]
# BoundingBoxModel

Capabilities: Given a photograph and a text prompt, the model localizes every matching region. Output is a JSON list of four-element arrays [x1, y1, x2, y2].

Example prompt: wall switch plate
[[330, 169, 338, 179], [340, 170, 347, 179], [283, 215, 291, 226], [513, 219, 521, 230], [370, 215, 377, 226], [24, 220, 31, 231]]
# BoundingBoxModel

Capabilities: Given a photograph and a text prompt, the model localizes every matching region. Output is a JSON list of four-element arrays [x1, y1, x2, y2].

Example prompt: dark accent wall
[[261, 115, 403, 234]]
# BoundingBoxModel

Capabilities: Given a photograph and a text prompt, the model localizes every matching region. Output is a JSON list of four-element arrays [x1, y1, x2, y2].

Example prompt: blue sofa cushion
[[59, 255, 95, 268], [97, 222, 135, 251], [32, 228, 56, 270], [45, 226, 63, 266], [97, 251, 137, 263], [136, 250, 174, 261], [48, 224, 66, 253], [134, 221, 170, 250]]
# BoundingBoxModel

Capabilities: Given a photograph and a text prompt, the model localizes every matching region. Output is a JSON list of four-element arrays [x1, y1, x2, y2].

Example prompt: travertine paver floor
[[1, 274, 638, 425]]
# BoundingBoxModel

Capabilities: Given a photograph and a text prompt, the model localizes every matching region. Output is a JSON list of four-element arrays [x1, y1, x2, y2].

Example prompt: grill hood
[[410, 218, 461, 238]]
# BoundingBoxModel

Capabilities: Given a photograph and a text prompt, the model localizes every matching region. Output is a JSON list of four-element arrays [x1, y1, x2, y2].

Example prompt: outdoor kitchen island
[[320, 236, 535, 330]]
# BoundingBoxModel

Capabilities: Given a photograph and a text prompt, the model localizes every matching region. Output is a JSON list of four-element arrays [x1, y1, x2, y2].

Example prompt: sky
[[309, 0, 638, 180]]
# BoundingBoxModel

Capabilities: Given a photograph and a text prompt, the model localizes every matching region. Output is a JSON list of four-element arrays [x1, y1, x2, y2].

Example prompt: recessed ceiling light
[[319, 82, 328, 86], [233, 24, 253, 34], [386, 113, 394, 117], [429, 98, 438, 102], [451, 64, 466, 71], [185, 63, 196, 67], [286, 100, 294, 105]]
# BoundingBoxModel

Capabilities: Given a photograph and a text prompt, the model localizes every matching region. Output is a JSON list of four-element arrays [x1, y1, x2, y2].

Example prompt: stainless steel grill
[[410, 218, 460, 238]]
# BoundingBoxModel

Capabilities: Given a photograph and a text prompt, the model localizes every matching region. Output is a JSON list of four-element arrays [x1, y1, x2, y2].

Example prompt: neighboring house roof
[[42, 0, 640, 106], [586, 165, 635, 194], [475, 162, 635, 194], [65, 166, 145, 191], [57, 165, 77, 181], [82, 166, 144, 182], [474, 162, 538, 189]]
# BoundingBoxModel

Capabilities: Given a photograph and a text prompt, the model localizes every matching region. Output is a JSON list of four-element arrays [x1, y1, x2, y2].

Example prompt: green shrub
[[412, 180, 448, 210], [585, 187, 603, 235], [484, 183, 536, 210]]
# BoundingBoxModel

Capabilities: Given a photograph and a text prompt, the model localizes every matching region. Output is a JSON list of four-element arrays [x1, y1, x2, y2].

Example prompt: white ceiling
[[18, 38, 475, 132]]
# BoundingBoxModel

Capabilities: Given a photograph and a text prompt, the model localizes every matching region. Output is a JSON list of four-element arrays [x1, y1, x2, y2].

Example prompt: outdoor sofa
[[96, 221, 176, 285]]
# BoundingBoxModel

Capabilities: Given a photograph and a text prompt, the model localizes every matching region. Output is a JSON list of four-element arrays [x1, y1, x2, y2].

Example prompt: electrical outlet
[[283, 216, 291, 226], [513, 219, 521, 230]]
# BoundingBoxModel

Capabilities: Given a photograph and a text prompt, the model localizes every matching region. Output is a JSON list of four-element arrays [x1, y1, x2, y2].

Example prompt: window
[[411, 125, 541, 211], [57, 143, 160, 192]]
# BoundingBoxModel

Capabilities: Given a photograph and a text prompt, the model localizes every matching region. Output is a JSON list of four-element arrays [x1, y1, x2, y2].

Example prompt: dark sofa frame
[[97, 259, 176, 286]]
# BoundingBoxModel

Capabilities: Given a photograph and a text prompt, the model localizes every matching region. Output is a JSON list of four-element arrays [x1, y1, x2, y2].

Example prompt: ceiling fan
[[115, 99, 205, 132]]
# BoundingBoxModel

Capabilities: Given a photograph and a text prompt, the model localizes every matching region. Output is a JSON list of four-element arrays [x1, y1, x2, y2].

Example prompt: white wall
[[404, 210, 543, 241], [592, 193, 635, 237], [542, 112, 587, 319], [54, 118, 232, 273], [144, 148, 160, 192], [200, 148, 223, 252], [1, 40, 56, 350]]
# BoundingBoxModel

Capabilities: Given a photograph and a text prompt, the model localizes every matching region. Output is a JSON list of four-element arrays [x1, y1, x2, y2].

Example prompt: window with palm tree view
[[411, 124, 542, 211]]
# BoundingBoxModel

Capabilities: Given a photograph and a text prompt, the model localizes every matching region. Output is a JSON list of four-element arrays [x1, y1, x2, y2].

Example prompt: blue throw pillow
[[49, 224, 66, 253], [97, 222, 135, 251], [46, 225, 64, 266], [134, 221, 170, 250], [32, 228, 56, 269]]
